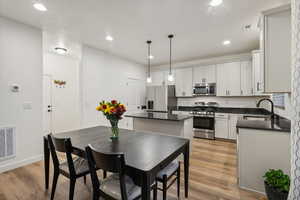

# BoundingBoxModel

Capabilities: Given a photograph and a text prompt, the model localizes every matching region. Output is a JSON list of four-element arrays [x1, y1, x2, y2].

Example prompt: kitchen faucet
[[256, 98, 274, 119]]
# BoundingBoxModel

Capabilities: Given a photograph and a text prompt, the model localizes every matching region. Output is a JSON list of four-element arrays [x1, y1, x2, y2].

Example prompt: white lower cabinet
[[215, 113, 241, 140], [215, 113, 229, 139]]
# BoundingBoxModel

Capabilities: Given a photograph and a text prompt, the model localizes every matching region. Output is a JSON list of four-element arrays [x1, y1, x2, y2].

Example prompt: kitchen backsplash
[[178, 95, 292, 120], [177, 96, 268, 108]]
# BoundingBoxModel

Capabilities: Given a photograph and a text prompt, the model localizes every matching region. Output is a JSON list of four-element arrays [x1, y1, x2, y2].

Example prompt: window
[[272, 94, 285, 109]]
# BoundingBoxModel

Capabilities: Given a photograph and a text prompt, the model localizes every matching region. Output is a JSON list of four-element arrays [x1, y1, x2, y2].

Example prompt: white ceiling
[[0, 0, 290, 65]]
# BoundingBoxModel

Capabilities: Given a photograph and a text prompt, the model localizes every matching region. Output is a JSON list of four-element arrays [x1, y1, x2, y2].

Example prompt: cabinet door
[[175, 68, 193, 97], [264, 8, 291, 92], [204, 65, 216, 83], [228, 114, 240, 140], [226, 62, 241, 96], [240, 61, 253, 96], [148, 71, 165, 86], [216, 64, 228, 96], [252, 50, 264, 94], [215, 117, 229, 139], [193, 66, 206, 84]]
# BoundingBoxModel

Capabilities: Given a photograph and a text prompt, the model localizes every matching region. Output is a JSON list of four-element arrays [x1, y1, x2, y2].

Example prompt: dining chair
[[156, 160, 180, 200], [85, 144, 157, 200], [47, 134, 90, 200]]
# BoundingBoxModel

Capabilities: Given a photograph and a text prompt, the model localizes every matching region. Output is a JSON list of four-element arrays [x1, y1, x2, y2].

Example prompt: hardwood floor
[[0, 138, 266, 200]]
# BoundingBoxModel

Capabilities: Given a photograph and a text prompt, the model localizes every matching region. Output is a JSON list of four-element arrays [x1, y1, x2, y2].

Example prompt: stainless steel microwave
[[193, 83, 216, 96]]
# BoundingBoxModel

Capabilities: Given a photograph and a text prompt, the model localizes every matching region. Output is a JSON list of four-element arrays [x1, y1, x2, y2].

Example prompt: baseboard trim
[[0, 154, 43, 173], [239, 185, 266, 195]]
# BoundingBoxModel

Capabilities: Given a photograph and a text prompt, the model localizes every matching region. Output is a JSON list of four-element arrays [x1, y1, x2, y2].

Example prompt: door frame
[[43, 74, 53, 135]]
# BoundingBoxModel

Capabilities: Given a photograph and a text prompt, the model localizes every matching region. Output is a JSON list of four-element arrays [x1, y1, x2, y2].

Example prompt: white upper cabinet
[[217, 62, 241, 96], [261, 5, 291, 93], [216, 64, 228, 96], [175, 68, 193, 97], [252, 50, 264, 94], [240, 61, 253, 96], [193, 65, 216, 85], [147, 71, 165, 86]]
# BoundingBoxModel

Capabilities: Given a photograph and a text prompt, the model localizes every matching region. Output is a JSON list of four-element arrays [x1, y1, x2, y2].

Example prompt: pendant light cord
[[168, 34, 174, 75], [147, 40, 151, 77]]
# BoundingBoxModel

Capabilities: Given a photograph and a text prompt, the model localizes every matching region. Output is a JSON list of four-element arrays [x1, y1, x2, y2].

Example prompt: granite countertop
[[125, 112, 193, 121], [236, 116, 291, 133], [177, 106, 271, 115]]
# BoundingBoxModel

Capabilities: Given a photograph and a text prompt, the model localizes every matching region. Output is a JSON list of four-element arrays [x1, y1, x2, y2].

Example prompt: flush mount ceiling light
[[146, 40, 152, 83], [223, 40, 231, 46], [33, 2, 47, 11], [105, 35, 114, 41], [209, 0, 223, 7], [54, 47, 68, 55]]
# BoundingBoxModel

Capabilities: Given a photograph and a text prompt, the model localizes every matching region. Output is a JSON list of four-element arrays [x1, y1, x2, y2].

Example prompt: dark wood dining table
[[43, 126, 190, 200]]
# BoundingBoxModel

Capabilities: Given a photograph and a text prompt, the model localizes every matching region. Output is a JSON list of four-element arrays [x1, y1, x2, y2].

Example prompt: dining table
[[43, 126, 190, 200]]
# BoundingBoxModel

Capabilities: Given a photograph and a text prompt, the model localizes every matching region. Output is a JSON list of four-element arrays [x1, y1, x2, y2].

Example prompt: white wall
[[43, 52, 81, 133], [0, 17, 43, 172], [81, 46, 146, 128]]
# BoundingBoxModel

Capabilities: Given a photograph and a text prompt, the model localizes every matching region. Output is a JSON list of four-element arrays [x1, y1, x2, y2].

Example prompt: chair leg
[[84, 175, 87, 184], [153, 181, 157, 200], [69, 179, 76, 200], [103, 170, 107, 179], [162, 175, 167, 200], [50, 171, 59, 200], [177, 165, 181, 198], [92, 192, 99, 200]]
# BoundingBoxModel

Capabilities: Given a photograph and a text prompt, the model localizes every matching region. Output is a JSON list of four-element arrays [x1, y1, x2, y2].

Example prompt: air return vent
[[0, 127, 16, 161]]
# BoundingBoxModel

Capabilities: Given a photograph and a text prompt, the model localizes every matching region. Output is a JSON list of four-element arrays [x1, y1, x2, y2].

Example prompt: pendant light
[[146, 40, 152, 83], [168, 34, 174, 82]]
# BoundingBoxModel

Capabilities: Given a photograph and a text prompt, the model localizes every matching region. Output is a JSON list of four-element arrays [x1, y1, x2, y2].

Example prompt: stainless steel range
[[191, 102, 217, 140]]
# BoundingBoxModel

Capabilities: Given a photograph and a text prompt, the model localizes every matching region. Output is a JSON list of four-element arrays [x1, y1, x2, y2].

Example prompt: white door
[[240, 61, 253, 96], [122, 78, 145, 129], [43, 75, 52, 135]]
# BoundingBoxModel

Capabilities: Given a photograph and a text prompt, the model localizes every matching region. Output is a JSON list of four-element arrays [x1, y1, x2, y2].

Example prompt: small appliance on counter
[[146, 85, 177, 113], [193, 83, 216, 96]]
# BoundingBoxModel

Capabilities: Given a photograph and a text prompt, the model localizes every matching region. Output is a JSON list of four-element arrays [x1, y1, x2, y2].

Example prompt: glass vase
[[109, 119, 119, 140]]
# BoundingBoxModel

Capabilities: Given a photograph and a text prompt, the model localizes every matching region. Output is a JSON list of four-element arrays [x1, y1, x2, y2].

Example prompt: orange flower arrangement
[[96, 100, 126, 139]]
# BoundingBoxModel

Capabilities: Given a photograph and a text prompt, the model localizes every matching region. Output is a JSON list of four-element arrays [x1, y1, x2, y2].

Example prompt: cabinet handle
[[228, 90, 230, 96], [257, 82, 259, 91], [241, 90, 243, 95], [251, 88, 253, 94]]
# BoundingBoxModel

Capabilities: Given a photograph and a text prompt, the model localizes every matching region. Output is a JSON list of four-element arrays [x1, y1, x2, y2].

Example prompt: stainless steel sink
[[243, 115, 272, 121]]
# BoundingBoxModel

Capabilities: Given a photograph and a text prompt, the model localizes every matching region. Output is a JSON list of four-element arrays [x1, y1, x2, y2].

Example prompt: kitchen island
[[125, 112, 194, 139], [236, 116, 291, 193]]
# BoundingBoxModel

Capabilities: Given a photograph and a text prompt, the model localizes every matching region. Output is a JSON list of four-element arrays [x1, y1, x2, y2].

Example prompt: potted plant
[[96, 100, 126, 140], [263, 169, 290, 200]]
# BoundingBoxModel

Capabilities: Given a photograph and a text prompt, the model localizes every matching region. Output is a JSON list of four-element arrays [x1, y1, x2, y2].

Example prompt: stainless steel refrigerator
[[146, 85, 177, 112]]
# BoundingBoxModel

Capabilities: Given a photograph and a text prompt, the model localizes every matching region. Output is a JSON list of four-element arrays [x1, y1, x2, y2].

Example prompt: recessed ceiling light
[[223, 40, 231, 46], [54, 47, 68, 55], [33, 2, 47, 12], [105, 35, 114, 41], [209, 0, 223, 7], [149, 55, 154, 59]]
